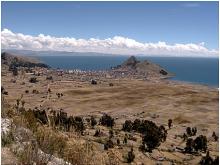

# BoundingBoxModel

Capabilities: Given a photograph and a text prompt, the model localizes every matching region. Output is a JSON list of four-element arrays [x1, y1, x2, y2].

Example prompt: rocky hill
[[1, 52, 49, 68], [113, 56, 173, 78]]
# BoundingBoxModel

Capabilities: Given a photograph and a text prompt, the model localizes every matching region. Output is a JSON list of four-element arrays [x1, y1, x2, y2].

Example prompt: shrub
[[184, 135, 207, 153], [123, 136, 128, 144], [168, 119, 172, 129], [212, 132, 218, 141], [91, 79, 97, 85], [139, 120, 165, 152], [74, 116, 85, 135], [193, 135, 207, 152], [10, 66, 18, 76], [33, 109, 48, 125], [100, 114, 114, 128], [185, 138, 194, 153], [1, 86, 4, 92], [32, 89, 39, 94], [132, 119, 141, 131], [122, 120, 133, 132], [159, 125, 167, 142], [23, 109, 39, 132], [104, 139, 114, 150], [47, 88, 51, 93], [94, 129, 101, 137], [29, 77, 38, 83], [117, 139, 120, 145], [192, 127, 197, 136], [90, 116, 97, 128], [126, 147, 135, 163], [2, 86, 8, 95], [109, 83, 114, 87], [186, 127, 192, 136]]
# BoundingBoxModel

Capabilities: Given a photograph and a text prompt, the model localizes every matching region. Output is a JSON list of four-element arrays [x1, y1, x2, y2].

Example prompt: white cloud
[[1, 28, 219, 57]]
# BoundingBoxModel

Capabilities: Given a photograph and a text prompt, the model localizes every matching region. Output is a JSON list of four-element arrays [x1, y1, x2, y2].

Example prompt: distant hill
[[113, 56, 173, 78], [1, 52, 50, 68], [1, 49, 126, 57]]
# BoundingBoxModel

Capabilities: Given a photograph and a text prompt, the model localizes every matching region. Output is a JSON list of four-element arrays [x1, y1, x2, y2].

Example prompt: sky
[[1, 1, 219, 57]]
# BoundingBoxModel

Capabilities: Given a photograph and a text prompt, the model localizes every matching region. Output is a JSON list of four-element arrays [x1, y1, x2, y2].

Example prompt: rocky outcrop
[[113, 56, 173, 78]]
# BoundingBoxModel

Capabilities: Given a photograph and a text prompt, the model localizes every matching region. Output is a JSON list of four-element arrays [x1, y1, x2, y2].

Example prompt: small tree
[[123, 136, 128, 144], [91, 79, 97, 85], [192, 127, 197, 136], [100, 114, 114, 128], [90, 116, 97, 128], [13, 68, 18, 76], [193, 135, 207, 152], [132, 119, 141, 131], [117, 139, 120, 145], [9, 64, 18, 76], [104, 139, 114, 150], [142, 131, 161, 152], [47, 88, 51, 93], [168, 119, 172, 129], [109, 83, 114, 87], [185, 138, 194, 153], [126, 147, 135, 163], [212, 132, 218, 141], [159, 125, 167, 142], [186, 127, 192, 136], [122, 120, 133, 132], [139, 120, 165, 152], [74, 116, 85, 135]]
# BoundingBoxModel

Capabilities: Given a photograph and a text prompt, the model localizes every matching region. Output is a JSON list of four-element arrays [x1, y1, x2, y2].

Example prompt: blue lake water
[[35, 56, 219, 87]]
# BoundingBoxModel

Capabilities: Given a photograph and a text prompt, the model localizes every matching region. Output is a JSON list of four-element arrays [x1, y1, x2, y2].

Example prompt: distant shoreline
[[2, 51, 218, 87]]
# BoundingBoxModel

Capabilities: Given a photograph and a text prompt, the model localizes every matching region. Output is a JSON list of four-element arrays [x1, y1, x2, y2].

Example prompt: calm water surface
[[36, 56, 219, 87]]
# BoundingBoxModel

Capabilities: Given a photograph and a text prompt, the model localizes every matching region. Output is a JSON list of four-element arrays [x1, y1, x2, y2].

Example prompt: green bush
[[126, 147, 135, 163], [100, 114, 114, 128]]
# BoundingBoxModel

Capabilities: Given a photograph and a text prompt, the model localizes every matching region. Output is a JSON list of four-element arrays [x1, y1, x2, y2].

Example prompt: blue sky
[[1, 1, 219, 57]]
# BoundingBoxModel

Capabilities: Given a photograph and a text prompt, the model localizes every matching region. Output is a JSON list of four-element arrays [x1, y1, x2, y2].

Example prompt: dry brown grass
[[2, 67, 219, 164], [173, 115, 191, 124], [35, 127, 68, 157]]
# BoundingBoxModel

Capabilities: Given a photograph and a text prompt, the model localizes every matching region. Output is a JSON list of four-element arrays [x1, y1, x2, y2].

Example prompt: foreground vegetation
[[2, 94, 219, 164]]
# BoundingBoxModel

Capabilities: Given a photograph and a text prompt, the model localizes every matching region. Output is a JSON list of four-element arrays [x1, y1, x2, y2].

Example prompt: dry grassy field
[[1, 68, 219, 165]]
